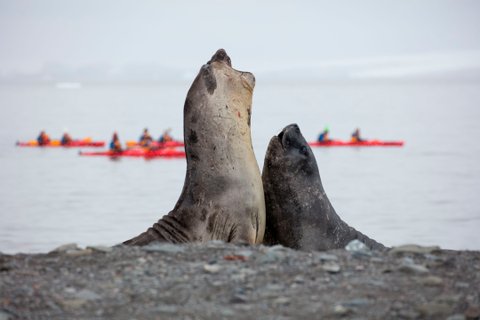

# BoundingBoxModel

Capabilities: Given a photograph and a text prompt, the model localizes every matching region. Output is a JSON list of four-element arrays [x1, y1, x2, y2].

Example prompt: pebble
[[398, 257, 429, 274], [389, 244, 441, 255], [87, 245, 112, 253], [418, 302, 452, 317], [50, 243, 80, 253], [142, 243, 185, 254], [74, 289, 101, 301], [345, 239, 368, 252], [316, 253, 338, 261], [322, 262, 341, 273], [333, 304, 351, 316], [342, 298, 370, 307], [258, 245, 289, 263], [203, 264, 221, 273], [66, 248, 93, 257], [345, 239, 372, 257], [419, 276, 444, 286], [273, 297, 290, 305], [465, 306, 480, 319], [153, 305, 178, 313], [230, 294, 248, 304], [455, 282, 470, 288], [0, 310, 14, 320]]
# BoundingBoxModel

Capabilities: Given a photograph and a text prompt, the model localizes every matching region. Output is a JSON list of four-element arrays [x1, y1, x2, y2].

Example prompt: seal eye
[[300, 146, 308, 155]]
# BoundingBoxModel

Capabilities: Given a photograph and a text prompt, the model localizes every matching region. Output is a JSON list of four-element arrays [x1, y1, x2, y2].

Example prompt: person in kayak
[[61, 132, 73, 145], [351, 128, 365, 143], [139, 128, 153, 147], [110, 132, 123, 153], [317, 127, 330, 142], [159, 128, 173, 143], [37, 131, 51, 146]]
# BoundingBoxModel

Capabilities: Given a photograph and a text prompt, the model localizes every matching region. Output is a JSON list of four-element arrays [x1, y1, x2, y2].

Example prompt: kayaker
[[351, 128, 365, 143], [159, 128, 173, 143], [139, 128, 153, 147], [37, 130, 51, 146], [317, 128, 330, 142], [61, 132, 73, 145], [110, 132, 123, 153]]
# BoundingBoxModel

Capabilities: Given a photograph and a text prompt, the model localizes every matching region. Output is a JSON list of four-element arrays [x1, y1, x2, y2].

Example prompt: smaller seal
[[262, 124, 385, 251]]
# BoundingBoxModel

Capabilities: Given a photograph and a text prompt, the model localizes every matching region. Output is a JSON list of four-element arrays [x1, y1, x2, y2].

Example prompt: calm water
[[1, 81, 479, 253]]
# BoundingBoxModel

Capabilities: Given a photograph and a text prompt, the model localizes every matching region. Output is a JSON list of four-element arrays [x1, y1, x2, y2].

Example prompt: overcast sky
[[1, 0, 479, 76]]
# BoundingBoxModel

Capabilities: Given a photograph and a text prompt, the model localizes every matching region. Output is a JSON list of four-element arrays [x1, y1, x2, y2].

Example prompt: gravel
[[1, 242, 479, 319]]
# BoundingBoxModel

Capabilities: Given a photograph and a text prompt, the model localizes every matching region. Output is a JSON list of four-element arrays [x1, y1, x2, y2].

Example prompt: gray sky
[[1, 0, 480, 78]]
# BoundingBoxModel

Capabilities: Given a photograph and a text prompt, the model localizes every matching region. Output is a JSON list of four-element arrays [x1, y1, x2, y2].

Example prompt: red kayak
[[125, 140, 184, 148], [79, 147, 186, 158], [17, 139, 105, 147], [309, 140, 404, 147]]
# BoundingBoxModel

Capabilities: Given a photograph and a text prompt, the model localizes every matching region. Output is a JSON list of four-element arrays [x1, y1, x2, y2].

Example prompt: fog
[[1, 0, 480, 82]]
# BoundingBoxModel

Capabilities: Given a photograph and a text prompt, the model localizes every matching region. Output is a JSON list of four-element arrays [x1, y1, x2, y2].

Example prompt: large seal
[[262, 124, 385, 251], [124, 49, 265, 245]]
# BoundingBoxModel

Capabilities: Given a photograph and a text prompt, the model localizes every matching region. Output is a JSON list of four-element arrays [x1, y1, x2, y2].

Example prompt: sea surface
[[1, 81, 479, 253]]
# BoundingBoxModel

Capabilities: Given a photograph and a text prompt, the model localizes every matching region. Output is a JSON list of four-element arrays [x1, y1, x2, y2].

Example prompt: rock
[[455, 282, 470, 288], [322, 262, 341, 273], [74, 289, 101, 301], [419, 276, 444, 286], [398, 257, 429, 274], [418, 302, 452, 317], [447, 314, 466, 320], [153, 305, 178, 313], [235, 249, 254, 258], [345, 240, 372, 257], [142, 243, 185, 254], [333, 304, 351, 316], [230, 294, 248, 304], [50, 243, 80, 253], [258, 245, 289, 263], [87, 245, 112, 253], [273, 297, 290, 305], [465, 306, 480, 320], [66, 248, 93, 257], [203, 264, 221, 273], [389, 244, 441, 255], [316, 253, 338, 261], [219, 307, 235, 316], [343, 298, 370, 307], [0, 310, 15, 320], [345, 239, 368, 252]]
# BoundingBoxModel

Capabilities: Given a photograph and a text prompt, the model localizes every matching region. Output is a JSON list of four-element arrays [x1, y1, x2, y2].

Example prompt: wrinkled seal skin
[[124, 49, 265, 245], [262, 124, 385, 251]]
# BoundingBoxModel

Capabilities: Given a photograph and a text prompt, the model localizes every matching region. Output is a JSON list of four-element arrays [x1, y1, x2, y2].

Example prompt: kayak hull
[[79, 148, 186, 158], [125, 140, 184, 148], [309, 140, 404, 147], [17, 140, 105, 147]]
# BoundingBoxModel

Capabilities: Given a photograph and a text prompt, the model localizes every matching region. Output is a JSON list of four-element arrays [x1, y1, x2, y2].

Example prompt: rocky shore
[[1, 242, 479, 319]]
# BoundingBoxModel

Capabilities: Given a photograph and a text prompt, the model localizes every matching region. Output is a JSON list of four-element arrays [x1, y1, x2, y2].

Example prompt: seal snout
[[209, 49, 232, 67]]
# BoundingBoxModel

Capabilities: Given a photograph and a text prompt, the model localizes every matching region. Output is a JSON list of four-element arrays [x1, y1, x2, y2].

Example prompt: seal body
[[124, 49, 265, 245], [262, 124, 384, 251]]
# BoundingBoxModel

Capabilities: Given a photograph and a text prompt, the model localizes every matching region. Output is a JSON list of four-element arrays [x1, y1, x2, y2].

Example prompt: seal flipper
[[123, 212, 193, 245]]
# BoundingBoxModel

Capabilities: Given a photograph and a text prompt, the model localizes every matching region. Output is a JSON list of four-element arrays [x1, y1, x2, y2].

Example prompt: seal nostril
[[209, 49, 232, 67]]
